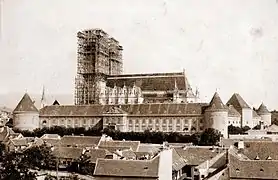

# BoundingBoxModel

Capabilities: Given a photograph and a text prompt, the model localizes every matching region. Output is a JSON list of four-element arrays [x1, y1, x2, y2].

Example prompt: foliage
[[13, 126, 102, 137], [14, 126, 222, 145], [0, 150, 37, 180], [44, 174, 56, 180], [252, 124, 261, 130], [23, 143, 56, 170], [197, 128, 221, 146], [69, 153, 94, 176], [228, 125, 250, 135], [0, 143, 56, 179]]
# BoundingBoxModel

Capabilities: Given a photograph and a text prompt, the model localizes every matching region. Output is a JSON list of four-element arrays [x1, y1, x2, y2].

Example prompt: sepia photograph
[[0, 0, 278, 179]]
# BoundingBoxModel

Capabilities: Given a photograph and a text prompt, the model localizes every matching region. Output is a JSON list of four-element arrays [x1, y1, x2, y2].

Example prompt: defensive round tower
[[257, 103, 271, 126], [204, 92, 229, 138], [13, 93, 39, 131]]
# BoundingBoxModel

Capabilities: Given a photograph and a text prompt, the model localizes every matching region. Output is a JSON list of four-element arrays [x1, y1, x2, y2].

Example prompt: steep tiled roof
[[241, 141, 278, 160], [175, 147, 224, 166], [257, 103, 270, 115], [0, 126, 15, 142], [226, 93, 251, 110], [107, 72, 188, 91], [61, 136, 101, 147], [85, 149, 112, 163], [121, 149, 137, 159], [229, 153, 278, 179], [94, 156, 160, 178], [39, 103, 207, 117], [228, 105, 241, 117], [252, 110, 260, 118], [99, 140, 140, 151], [13, 93, 39, 113], [137, 144, 161, 155], [53, 147, 83, 159], [10, 137, 34, 146], [172, 148, 187, 171], [205, 92, 228, 112]]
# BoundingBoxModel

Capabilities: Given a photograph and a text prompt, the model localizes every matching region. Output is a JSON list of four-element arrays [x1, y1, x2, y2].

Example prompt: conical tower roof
[[52, 100, 60, 105], [206, 92, 228, 111], [257, 103, 270, 115], [13, 93, 39, 113]]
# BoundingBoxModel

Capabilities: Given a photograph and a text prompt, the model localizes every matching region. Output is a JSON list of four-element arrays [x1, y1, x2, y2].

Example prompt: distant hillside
[[0, 92, 74, 110]]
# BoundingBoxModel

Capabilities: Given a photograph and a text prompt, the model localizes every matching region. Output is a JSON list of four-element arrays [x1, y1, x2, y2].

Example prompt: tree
[[0, 151, 37, 180], [0, 143, 57, 179], [68, 152, 94, 175], [198, 128, 221, 146], [252, 124, 261, 130], [23, 143, 56, 170], [228, 125, 250, 135]]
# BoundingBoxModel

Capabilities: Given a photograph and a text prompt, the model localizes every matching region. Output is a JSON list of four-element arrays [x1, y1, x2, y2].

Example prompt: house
[[98, 139, 140, 152], [6, 137, 36, 152], [175, 146, 225, 179], [172, 148, 187, 180], [52, 147, 84, 168], [93, 148, 172, 180], [60, 135, 102, 148], [0, 126, 22, 143]]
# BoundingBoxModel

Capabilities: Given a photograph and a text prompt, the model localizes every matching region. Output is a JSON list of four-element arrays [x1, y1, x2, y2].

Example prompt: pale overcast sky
[[0, 0, 278, 109]]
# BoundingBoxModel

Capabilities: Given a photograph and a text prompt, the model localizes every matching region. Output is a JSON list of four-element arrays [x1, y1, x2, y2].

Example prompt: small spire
[[182, 68, 186, 75]]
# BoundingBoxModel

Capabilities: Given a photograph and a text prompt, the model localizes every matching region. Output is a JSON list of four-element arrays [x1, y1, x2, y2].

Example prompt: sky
[[0, 0, 278, 109]]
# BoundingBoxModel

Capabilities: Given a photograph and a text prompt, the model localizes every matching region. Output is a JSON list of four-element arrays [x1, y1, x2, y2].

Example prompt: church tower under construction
[[75, 29, 123, 105]]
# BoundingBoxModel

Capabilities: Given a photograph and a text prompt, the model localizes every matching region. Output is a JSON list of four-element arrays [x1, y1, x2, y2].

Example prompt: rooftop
[[175, 146, 224, 166], [94, 155, 160, 178], [99, 140, 140, 151], [40, 103, 207, 117], [226, 93, 251, 111], [13, 93, 39, 113], [107, 72, 188, 91]]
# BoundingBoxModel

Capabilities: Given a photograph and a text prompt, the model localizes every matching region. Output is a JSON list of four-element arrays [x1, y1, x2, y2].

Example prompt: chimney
[[238, 141, 244, 149]]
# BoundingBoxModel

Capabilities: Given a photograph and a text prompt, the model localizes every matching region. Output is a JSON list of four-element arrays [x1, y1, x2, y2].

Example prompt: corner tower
[[257, 103, 271, 126], [13, 93, 39, 131], [204, 92, 228, 138]]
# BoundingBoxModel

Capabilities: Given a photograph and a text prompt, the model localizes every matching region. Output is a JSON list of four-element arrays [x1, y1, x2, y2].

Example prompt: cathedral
[[74, 28, 200, 105]]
